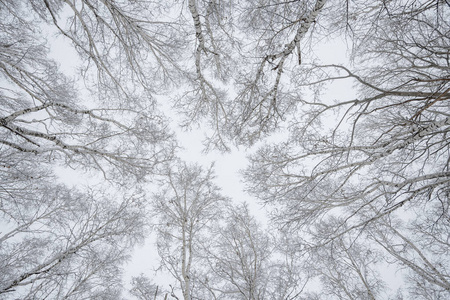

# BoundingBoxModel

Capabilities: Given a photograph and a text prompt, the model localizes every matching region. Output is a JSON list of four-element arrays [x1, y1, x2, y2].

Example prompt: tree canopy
[[1, 0, 448, 299]]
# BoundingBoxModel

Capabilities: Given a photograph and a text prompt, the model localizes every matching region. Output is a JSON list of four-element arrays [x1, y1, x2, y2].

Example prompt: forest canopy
[[0, 0, 449, 299]]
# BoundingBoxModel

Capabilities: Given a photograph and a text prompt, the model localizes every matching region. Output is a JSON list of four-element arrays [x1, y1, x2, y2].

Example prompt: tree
[[203, 203, 273, 300], [1, 0, 175, 182], [173, 0, 239, 151], [245, 0, 449, 230], [227, 0, 327, 146], [242, 0, 449, 296], [1, 1, 175, 298], [173, 0, 329, 150], [368, 212, 450, 299], [151, 161, 229, 300], [305, 218, 385, 300], [200, 203, 307, 300], [129, 274, 163, 300], [3, 0, 449, 298], [0, 185, 149, 299]]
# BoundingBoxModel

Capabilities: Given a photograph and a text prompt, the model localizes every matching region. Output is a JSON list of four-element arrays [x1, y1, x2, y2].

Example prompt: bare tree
[[368, 212, 450, 299], [1, 1, 176, 299], [1, 0, 176, 183], [171, 0, 240, 151], [172, 0, 329, 150], [228, 0, 327, 146], [245, 0, 449, 230], [152, 161, 229, 300], [204, 203, 273, 300], [304, 218, 386, 300], [129, 274, 165, 300], [199, 203, 307, 300], [3, 0, 449, 298], [0, 185, 148, 299], [243, 0, 449, 296]]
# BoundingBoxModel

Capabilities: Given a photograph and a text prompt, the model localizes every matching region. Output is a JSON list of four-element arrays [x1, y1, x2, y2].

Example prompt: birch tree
[[227, 0, 327, 146], [173, 0, 239, 151], [1, 1, 175, 298], [368, 213, 450, 299], [2, 0, 449, 298], [199, 203, 307, 300], [203, 203, 273, 300], [152, 162, 229, 300], [129, 274, 163, 300], [0, 185, 149, 299], [1, 0, 176, 182], [305, 218, 385, 300], [244, 0, 449, 243], [245, 0, 449, 229], [171, 0, 329, 150], [243, 0, 449, 296]]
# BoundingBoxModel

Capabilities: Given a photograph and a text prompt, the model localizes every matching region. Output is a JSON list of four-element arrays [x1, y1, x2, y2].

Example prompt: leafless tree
[[245, 0, 449, 230], [228, 0, 327, 146], [1, 0, 176, 183], [170, 0, 239, 151], [243, 0, 449, 297], [0, 185, 148, 299], [202, 203, 274, 299], [1, 1, 176, 299], [304, 217, 386, 300], [368, 212, 450, 299], [198, 203, 307, 300], [3, 0, 449, 298], [151, 161, 230, 300], [129, 274, 166, 300], [172, 0, 329, 150]]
